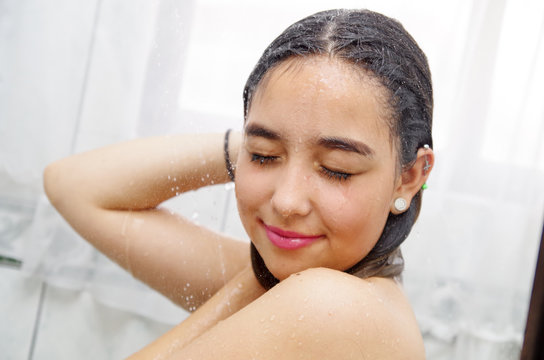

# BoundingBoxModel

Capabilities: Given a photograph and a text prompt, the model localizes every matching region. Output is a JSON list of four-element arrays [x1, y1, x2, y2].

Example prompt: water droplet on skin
[[186, 283, 190, 287], [237, 283, 243, 289], [298, 315, 305, 321], [173, 177, 177, 182], [270, 315, 276, 321], [168, 175, 171, 180]]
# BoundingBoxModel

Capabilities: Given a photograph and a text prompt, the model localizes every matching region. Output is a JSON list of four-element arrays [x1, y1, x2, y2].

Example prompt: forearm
[[42, 131, 249, 306], [127, 265, 266, 359], [44, 132, 242, 212]]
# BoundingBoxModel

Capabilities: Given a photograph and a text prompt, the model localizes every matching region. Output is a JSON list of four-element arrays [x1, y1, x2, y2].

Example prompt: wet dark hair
[[242, 9, 433, 290]]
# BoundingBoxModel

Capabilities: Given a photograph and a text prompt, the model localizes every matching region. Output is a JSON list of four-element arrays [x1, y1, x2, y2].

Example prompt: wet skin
[[235, 56, 403, 281]]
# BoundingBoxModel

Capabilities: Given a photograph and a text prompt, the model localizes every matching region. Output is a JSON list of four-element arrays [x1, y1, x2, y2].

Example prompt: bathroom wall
[[1, 0, 543, 359]]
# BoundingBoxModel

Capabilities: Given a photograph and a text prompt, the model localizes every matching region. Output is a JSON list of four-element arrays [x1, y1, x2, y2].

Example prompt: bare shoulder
[[176, 267, 425, 359], [274, 267, 426, 359]]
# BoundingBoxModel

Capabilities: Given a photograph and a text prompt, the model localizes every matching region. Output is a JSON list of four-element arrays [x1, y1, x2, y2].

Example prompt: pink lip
[[262, 222, 323, 250]]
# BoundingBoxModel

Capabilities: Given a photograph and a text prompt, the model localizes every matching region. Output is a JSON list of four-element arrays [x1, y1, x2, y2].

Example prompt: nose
[[270, 162, 312, 219]]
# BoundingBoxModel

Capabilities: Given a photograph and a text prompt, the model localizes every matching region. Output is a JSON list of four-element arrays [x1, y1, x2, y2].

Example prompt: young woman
[[44, 9, 434, 359]]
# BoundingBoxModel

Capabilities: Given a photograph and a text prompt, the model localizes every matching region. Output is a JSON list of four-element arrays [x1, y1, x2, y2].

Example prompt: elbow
[[43, 161, 65, 209]]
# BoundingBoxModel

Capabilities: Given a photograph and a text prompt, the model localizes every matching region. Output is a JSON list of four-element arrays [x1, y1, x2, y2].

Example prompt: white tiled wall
[[0, 267, 42, 360], [32, 283, 171, 359], [0, 266, 172, 359]]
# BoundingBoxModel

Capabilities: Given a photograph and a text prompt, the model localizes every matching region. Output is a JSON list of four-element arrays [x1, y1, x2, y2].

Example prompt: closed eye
[[251, 153, 278, 165], [320, 167, 352, 181]]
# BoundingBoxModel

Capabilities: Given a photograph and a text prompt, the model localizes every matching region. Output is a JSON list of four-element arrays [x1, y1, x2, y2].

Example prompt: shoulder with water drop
[[267, 267, 426, 359]]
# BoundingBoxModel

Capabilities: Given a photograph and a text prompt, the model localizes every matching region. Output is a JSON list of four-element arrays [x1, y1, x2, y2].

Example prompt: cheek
[[234, 161, 271, 225], [318, 179, 392, 242], [234, 166, 255, 216], [318, 187, 370, 235]]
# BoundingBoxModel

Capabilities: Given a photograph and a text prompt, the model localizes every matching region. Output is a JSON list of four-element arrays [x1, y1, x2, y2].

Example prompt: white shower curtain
[[1, 0, 543, 358]]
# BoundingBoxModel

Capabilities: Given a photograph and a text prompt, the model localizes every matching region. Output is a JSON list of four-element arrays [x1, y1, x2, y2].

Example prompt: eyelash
[[251, 153, 278, 165], [320, 167, 352, 181], [250, 154, 352, 182]]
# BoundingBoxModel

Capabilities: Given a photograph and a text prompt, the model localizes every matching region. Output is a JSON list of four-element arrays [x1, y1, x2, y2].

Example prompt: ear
[[390, 146, 434, 214]]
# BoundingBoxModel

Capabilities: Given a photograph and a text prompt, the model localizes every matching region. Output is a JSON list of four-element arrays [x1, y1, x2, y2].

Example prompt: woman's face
[[235, 57, 401, 281]]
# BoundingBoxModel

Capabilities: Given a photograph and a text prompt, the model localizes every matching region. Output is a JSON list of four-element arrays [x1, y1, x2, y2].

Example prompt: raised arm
[[43, 132, 249, 310]]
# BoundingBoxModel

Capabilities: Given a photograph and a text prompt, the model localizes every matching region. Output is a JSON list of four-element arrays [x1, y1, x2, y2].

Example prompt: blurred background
[[1, 0, 543, 358]]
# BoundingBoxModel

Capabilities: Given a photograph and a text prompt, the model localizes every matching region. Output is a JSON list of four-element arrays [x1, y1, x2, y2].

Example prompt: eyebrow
[[245, 123, 374, 157], [245, 123, 280, 140], [318, 136, 375, 157]]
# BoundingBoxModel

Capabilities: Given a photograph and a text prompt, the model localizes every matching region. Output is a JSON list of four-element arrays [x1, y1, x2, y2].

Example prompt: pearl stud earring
[[394, 198, 407, 212]]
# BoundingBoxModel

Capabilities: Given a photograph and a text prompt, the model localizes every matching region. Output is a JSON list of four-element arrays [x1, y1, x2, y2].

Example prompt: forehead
[[248, 56, 392, 143]]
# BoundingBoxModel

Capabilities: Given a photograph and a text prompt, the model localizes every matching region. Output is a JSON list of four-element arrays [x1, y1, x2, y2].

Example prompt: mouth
[[261, 221, 323, 250]]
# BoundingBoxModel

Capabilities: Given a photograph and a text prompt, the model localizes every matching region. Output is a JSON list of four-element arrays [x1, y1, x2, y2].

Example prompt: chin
[[269, 267, 295, 281], [252, 245, 305, 282], [265, 256, 318, 281]]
